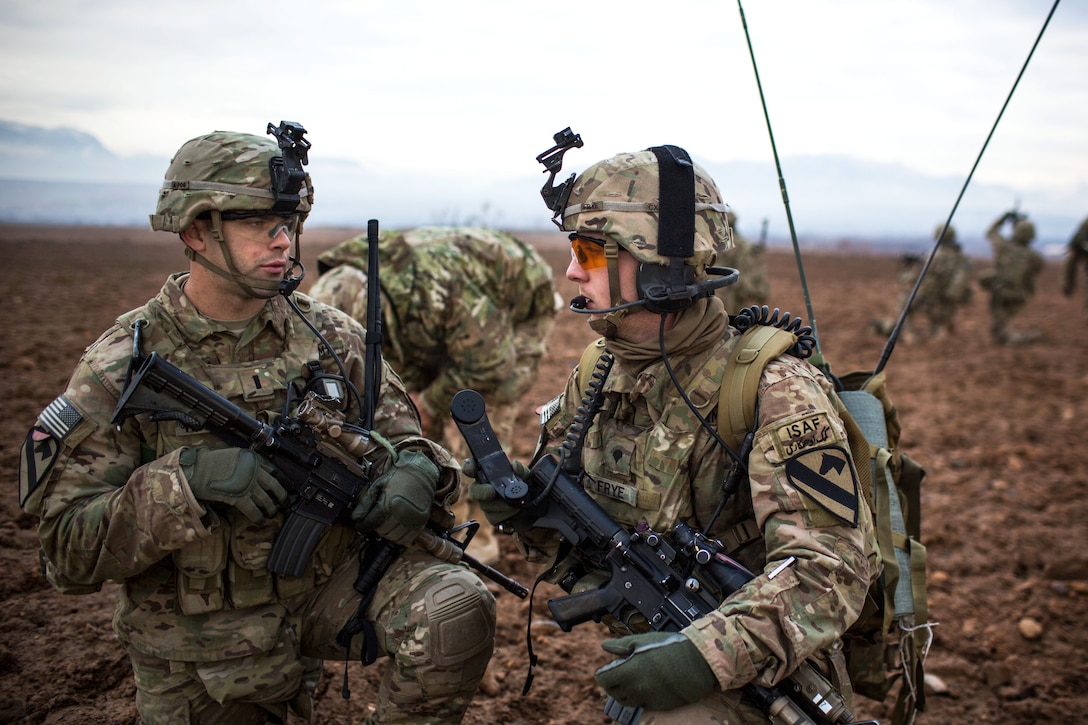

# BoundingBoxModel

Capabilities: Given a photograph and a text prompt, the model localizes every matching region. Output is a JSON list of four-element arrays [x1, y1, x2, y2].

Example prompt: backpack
[[576, 321, 930, 725]]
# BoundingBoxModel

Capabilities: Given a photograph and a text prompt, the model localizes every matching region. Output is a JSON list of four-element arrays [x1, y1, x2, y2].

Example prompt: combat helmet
[[1013, 218, 1035, 245], [934, 223, 957, 244], [561, 149, 732, 276], [150, 122, 314, 298], [558, 148, 733, 334]]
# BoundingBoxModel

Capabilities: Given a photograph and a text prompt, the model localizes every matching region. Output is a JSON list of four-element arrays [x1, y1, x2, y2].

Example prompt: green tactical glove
[[462, 457, 531, 526], [594, 632, 719, 712], [180, 446, 288, 524], [352, 450, 438, 545]]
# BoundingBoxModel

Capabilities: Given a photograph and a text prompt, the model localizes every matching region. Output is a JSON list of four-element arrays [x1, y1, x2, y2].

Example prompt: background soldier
[[979, 208, 1043, 344], [876, 224, 974, 341], [18, 128, 495, 724], [715, 209, 770, 313], [310, 226, 561, 565], [1062, 215, 1088, 320], [470, 146, 876, 722]]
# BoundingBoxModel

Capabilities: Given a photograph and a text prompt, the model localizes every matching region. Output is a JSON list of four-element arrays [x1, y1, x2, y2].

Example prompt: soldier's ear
[[180, 219, 210, 255]]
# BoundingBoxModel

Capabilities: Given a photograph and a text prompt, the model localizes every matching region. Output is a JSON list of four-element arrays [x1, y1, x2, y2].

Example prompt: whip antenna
[[875, 0, 1061, 374], [737, 0, 823, 363]]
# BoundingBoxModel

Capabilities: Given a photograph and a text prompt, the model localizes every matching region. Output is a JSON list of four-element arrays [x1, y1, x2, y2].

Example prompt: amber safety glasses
[[570, 234, 608, 270]]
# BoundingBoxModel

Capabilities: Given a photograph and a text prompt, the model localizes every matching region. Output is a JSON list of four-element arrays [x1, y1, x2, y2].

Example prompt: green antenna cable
[[875, 0, 1061, 374], [736, 0, 823, 367]]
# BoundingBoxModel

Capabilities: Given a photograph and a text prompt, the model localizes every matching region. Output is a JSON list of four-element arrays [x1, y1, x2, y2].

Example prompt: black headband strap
[[649, 145, 696, 261]]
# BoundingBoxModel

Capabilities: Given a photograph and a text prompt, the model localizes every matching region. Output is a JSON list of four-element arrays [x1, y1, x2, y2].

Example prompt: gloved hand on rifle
[[352, 450, 438, 546], [461, 457, 533, 528], [594, 631, 719, 711], [180, 446, 288, 524]]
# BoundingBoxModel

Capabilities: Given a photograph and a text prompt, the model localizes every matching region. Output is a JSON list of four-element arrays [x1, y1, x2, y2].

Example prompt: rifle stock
[[452, 389, 872, 725]]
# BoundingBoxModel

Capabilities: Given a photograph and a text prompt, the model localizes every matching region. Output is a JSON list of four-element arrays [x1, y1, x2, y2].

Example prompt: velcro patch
[[584, 473, 639, 507], [538, 394, 563, 426], [784, 445, 860, 527], [20, 425, 60, 508], [20, 397, 84, 510], [39, 395, 83, 440], [772, 411, 836, 459]]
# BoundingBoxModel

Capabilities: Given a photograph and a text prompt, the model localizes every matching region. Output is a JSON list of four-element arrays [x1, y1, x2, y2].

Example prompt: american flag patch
[[39, 396, 83, 440], [538, 394, 563, 426]]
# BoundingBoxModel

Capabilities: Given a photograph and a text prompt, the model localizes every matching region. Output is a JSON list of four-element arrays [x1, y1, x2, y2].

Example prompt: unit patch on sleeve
[[783, 445, 860, 527], [771, 411, 837, 459], [19, 395, 83, 509]]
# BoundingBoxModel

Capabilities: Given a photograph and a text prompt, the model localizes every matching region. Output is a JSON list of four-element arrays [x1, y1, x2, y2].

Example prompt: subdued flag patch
[[40, 395, 83, 439], [784, 445, 860, 527]]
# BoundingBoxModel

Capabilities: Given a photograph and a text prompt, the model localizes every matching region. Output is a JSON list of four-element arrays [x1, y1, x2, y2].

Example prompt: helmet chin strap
[[186, 210, 292, 299]]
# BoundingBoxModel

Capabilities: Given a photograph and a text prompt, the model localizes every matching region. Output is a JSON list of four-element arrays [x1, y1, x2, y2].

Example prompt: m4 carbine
[[109, 352, 527, 599], [452, 388, 874, 725]]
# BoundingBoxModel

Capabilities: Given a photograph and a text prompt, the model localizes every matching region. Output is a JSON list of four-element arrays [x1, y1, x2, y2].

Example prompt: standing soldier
[[915, 224, 974, 340], [469, 144, 877, 722], [871, 225, 972, 342], [1062, 216, 1088, 320], [310, 226, 562, 565], [715, 209, 770, 314], [979, 209, 1043, 344], [18, 126, 496, 724]]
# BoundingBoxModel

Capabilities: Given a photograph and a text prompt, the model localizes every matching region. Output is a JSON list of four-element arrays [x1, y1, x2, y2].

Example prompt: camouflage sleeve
[[986, 215, 1007, 249], [418, 281, 518, 418], [375, 358, 461, 505], [307, 265, 369, 320], [31, 348, 216, 589], [682, 357, 874, 692]]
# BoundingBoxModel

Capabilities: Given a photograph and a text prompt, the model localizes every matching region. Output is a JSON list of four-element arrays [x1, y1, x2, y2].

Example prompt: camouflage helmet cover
[[934, 223, 957, 244], [149, 131, 314, 233], [1013, 218, 1036, 245], [560, 150, 732, 277]]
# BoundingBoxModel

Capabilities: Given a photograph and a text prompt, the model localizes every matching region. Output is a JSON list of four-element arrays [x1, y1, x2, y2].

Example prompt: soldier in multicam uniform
[[875, 224, 974, 341], [715, 209, 770, 314], [1062, 215, 1088, 320], [17, 128, 495, 724], [979, 209, 1044, 344], [916, 224, 973, 339], [469, 147, 877, 722], [309, 227, 561, 565]]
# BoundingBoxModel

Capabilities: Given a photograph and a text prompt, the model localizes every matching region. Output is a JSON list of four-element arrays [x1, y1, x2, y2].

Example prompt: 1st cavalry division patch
[[19, 395, 83, 508], [783, 445, 860, 527]]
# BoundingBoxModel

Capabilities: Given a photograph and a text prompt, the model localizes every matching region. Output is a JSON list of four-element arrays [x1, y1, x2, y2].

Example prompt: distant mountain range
[[0, 119, 1080, 257]]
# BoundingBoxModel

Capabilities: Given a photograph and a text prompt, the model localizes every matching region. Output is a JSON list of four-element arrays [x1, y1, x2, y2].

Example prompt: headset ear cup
[[637, 263, 698, 314]]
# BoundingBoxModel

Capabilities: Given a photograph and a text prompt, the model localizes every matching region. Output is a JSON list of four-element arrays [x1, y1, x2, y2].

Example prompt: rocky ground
[[1, 224, 1085, 724]]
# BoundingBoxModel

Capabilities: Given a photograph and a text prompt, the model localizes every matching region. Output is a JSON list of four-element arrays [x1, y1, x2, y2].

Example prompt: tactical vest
[[114, 296, 356, 619]]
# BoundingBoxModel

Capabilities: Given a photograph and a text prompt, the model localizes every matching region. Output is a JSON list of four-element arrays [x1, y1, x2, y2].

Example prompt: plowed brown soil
[[1, 224, 1085, 724]]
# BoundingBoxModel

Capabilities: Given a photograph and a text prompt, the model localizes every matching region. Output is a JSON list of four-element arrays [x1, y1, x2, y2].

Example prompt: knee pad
[[422, 569, 496, 668]]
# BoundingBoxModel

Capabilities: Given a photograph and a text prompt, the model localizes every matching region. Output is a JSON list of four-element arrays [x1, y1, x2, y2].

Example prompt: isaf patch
[[772, 411, 836, 459], [784, 445, 860, 527], [19, 396, 82, 509]]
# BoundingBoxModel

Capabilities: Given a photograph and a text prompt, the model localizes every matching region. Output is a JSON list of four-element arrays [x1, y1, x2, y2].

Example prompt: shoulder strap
[[717, 326, 798, 451], [576, 337, 609, 394]]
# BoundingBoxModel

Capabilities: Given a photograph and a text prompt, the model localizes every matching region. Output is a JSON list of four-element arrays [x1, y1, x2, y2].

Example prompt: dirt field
[[1, 224, 1086, 724]]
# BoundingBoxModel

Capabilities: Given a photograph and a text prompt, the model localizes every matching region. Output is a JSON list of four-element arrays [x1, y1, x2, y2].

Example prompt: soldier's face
[[218, 215, 293, 281]]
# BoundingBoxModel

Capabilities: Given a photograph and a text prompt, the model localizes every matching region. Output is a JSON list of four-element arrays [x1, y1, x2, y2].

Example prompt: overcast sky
[[0, 0, 1083, 206]]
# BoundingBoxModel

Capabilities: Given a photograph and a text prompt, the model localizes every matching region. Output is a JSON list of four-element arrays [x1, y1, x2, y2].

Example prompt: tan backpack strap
[[576, 337, 609, 395], [718, 326, 798, 451]]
